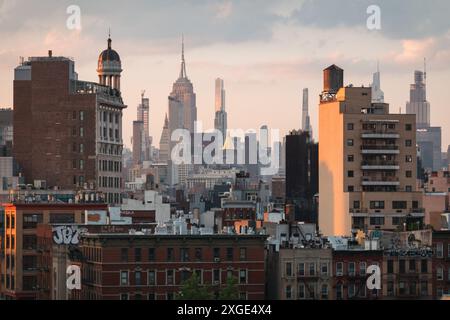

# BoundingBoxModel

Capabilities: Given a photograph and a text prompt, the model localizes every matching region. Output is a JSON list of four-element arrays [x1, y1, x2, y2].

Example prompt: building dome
[[97, 37, 122, 72]]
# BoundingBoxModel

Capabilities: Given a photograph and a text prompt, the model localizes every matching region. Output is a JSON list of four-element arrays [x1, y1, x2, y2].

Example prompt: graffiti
[[53, 225, 87, 245], [366, 265, 381, 290], [67, 265, 81, 290], [384, 248, 433, 258]]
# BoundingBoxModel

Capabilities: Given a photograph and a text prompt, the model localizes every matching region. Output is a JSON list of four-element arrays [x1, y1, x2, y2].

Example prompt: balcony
[[361, 145, 400, 155], [361, 177, 400, 186], [361, 161, 400, 170], [362, 132, 400, 139]]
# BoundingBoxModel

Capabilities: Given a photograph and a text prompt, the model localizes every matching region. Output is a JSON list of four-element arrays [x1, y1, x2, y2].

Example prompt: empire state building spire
[[179, 35, 188, 79]]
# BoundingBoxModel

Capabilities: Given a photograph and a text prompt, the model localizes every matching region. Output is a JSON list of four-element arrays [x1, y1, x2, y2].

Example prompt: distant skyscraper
[[214, 78, 228, 140], [301, 88, 312, 134], [132, 121, 144, 165], [406, 70, 430, 128], [406, 68, 442, 171], [137, 92, 152, 161], [159, 114, 170, 164], [371, 63, 384, 103]]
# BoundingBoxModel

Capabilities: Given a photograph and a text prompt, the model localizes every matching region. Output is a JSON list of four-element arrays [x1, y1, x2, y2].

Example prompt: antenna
[[141, 90, 146, 99], [424, 57, 427, 84]]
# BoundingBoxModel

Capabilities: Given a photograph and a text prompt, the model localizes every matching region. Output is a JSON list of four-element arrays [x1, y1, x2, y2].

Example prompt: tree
[[219, 276, 239, 300], [176, 273, 213, 300]]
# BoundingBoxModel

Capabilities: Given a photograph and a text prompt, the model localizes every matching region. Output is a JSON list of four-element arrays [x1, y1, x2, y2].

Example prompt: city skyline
[[0, 0, 450, 151]]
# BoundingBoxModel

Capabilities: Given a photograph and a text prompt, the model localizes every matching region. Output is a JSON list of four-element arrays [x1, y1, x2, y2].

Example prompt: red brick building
[[432, 231, 450, 298], [332, 249, 383, 300], [70, 234, 267, 300]]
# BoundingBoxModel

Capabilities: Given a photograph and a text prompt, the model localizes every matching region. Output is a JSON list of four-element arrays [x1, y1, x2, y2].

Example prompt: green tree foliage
[[176, 273, 213, 300], [219, 276, 239, 300]]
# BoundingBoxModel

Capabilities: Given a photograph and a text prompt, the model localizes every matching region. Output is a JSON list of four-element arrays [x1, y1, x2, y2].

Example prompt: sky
[[0, 0, 449, 151]]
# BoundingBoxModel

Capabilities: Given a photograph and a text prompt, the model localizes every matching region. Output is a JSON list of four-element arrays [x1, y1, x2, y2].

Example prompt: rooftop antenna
[[377, 60, 380, 73], [424, 57, 427, 85]]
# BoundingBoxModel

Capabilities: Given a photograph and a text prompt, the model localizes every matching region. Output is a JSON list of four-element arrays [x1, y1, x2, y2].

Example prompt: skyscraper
[[137, 92, 152, 161], [159, 114, 170, 164], [371, 63, 384, 103], [406, 69, 442, 171], [406, 70, 430, 128], [301, 88, 312, 134], [214, 78, 228, 140], [285, 130, 318, 224], [319, 65, 423, 236], [13, 37, 126, 204], [133, 121, 143, 165]]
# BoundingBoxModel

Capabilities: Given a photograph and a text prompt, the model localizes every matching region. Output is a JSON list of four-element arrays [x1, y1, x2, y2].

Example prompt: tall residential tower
[[214, 78, 228, 141]]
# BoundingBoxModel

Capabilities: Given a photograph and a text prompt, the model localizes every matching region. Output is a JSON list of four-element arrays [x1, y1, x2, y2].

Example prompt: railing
[[362, 161, 399, 166], [361, 145, 399, 150]]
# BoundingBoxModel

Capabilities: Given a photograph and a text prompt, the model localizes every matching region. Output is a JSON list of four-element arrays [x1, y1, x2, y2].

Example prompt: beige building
[[319, 65, 423, 236]]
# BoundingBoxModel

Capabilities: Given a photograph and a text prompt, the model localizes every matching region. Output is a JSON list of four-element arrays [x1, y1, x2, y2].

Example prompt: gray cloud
[[290, 0, 450, 39]]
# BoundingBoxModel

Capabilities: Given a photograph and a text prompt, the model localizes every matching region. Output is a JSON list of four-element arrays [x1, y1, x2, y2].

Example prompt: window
[[80, 127, 84, 138], [148, 271, 156, 286], [120, 271, 129, 286], [79, 160, 84, 170], [80, 144, 84, 153], [239, 270, 247, 284], [167, 248, 174, 261], [353, 201, 360, 209], [399, 260, 406, 273], [405, 155, 413, 163], [135, 248, 142, 263], [393, 201, 407, 209], [448, 244, 450, 258], [213, 269, 221, 284], [347, 139, 354, 147], [405, 139, 412, 147], [167, 293, 174, 300], [72, 111, 77, 120], [298, 284, 305, 299], [421, 260, 428, 273], [387, 260, 394, 273], [196, 270, 204, 284], [336, 262, 343, 276], [135, 271, 142, 286], [348, 262, 355, 276], [195, 248, 203, 261], [360, 262, 366, 276], [321, 285, 328, 300], [148, 248, 155, 261], [23, 235, 37, 250], [405, 186, 412, 192], [348, 171, 354, 178], [348, 186, 354, 192], [347, 123, 354, 130], [437, 288, 444, 297], [405, 124, 412, 131], [436, 243, 443, 258], [298, 263, 305, 276], [181, 270, 191, 283], [166, 270, 174, 285], [387, 281, 394, 297], [399, 281, 406, 295], [80, 111, 85, 121], [437, 267, 444, 280], [120, 293, 129, 300], [309, 285, 315, 299], [286, 262, 292, 277], [409, 281, 417, 295], [370, 217, 385, 226], [348, 283, 355, 298], [409, 260, 416, 272], [239, 248, 247, 261], [420, 281, 428, 296], [406, 171, 412, 178], [336, 284, 343, 300], [23, 214, 43, 229], [180, 248, 189, 262], [213, 248, 221, 260], [309, 263, 315, 276], [348, 155, 354, 162], [50, 213, 74, 224], [226, 248, 234, 261], [370, 201, 385, 209], [121, 248, 128, 262], [321, 263, 328, 276]]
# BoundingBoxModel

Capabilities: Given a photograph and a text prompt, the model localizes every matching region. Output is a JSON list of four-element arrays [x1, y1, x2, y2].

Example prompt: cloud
[[290, 0, 450, 40], [215, 1, 233, 19]]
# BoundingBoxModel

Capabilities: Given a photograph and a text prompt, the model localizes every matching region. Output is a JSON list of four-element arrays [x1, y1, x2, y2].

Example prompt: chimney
[[48, 50, 53, 58]]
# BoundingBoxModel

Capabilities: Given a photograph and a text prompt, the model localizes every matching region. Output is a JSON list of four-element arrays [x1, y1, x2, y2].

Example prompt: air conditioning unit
[[213, 281, 220, 285], [214, 258, 221, 263]]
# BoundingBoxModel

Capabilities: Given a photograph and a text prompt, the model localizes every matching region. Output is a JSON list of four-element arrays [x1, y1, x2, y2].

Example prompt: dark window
[[370, 201, 385, 209], [387, 260, 394, 273], [399, 260, 406, 273], [195, 248, 203, 261], [226, 248, 234, 261], [348, 155, 354, 162], [135, 248, 142, 263], [347, 139, 354, 147], [412, 201, 419, 209], [49, 214, 74, 224], [405, 155, 413, 163], [148, 271, 156, 286], [181, 248, 190, 262], [23, 235, 37, 250], [370, 217, 385, 226], [167, 248, 174, 261], [135, 271, 142, 286], [166, 270, 174, 285], [23, 214, 43, 229], [348, 186, 354, 192], [240, 248, 247, 261], [148, 248, 155, 261], [213, 248, 221, 260], [347, 123, 354, 130], [348, 171, 354, 178], [353, 201, 360, 209], [392, 217, 402, 225], [409, 260, 416, 272], [406, 171, 412, 178], [405, 140, 412, 147], [213, 269, 221, 284], [392, 201, 407, 209], [421, 260, 428, 273], [405, 124, 412, 131]]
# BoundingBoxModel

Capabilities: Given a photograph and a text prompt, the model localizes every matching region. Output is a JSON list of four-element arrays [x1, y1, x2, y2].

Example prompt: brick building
[[0, 198, 107, 300], [13, 37, 126, 204], [332, 249, 383, 300], [70, 234, 267, 300], [432, 231, 450, 298]]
